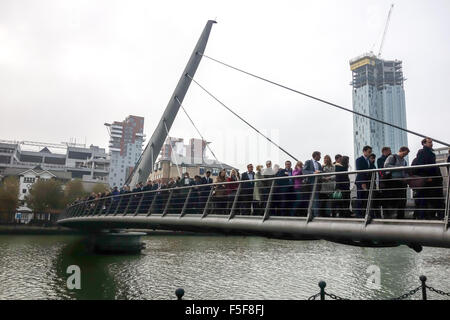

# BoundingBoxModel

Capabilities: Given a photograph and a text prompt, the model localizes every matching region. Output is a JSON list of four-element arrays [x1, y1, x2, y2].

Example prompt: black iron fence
[[307, 275, 450, 300], [172, 275, 449, 300]]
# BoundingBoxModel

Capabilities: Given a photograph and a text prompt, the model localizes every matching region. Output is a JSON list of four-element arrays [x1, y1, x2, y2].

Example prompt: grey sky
[[1, 0, 449, 170]]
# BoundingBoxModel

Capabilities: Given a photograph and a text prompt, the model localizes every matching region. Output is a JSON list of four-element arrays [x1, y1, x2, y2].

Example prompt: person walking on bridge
[[303, 151, 323, 217], [355, 146, 376, 218], [335, 156, 351, 217], [240, 164, 255, 215], [276, 161, 295, 216], [226, 169, 240, 211], [377, 147, 392, 217], [214, 169, 228, 215], [413, 138, 444, 220], [253, 165, 264, 216], [319, 155, 335, 217], [261, 160, 276, 215], [384, 146, 410, 219], [200, 170, 213, 213], [290, 161, 307, 216]]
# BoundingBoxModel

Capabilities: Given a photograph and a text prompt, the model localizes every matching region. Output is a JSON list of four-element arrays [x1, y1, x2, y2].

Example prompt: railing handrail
[[63, 162, 450, 210]]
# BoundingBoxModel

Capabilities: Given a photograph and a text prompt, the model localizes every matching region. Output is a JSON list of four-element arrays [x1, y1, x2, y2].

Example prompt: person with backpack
[[384, 146, 410, 219]]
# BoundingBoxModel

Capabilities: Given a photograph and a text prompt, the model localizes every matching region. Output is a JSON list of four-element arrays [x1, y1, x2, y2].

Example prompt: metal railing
[[307, 275, 450, 300], [60, 163, 450, 229]]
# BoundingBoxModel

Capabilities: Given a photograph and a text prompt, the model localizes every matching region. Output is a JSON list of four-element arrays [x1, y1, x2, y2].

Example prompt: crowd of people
[[71, 137, 448, 220]]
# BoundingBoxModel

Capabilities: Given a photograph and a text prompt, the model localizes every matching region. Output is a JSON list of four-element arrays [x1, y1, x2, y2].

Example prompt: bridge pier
[[88, 230, 146, 254]]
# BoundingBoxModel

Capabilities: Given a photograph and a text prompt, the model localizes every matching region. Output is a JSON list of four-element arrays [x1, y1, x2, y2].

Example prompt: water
[[0, 234, 448, 300]]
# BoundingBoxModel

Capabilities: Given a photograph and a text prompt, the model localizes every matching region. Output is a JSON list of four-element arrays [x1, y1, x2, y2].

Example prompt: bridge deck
[[58, 163, 450, 250], [58, 213, 450, 249]]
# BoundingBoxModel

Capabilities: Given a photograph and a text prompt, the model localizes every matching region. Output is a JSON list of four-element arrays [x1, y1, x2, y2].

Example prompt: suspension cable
[[175, 96, 225, 170], [163, 120, 182, 178], [198, 53, 450, 148], [186, 74, 299, 162]]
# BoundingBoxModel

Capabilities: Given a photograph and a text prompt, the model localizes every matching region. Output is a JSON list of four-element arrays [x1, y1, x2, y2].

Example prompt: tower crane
[[378, 4, 394, 57]]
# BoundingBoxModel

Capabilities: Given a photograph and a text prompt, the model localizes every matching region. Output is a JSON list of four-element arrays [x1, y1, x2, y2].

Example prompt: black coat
[[201, 177, 213, 184], [241, 171, 255, 194], [414, 146, 442, 188], [415, 146, 440, 177], [335, 165, 350, 190], [355, 156, 376, 185], [276, 169, 293, 186]]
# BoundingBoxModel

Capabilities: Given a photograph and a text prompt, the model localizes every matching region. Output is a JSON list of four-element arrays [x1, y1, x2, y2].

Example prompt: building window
[[24, 177, 35, 183]]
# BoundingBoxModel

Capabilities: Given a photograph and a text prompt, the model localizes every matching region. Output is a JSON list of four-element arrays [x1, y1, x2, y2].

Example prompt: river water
[[0, 234, 448, 300]]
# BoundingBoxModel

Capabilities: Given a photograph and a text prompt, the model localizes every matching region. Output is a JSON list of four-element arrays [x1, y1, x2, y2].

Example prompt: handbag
[[407, 175, 425, 189], [332, 189, 343, 200]]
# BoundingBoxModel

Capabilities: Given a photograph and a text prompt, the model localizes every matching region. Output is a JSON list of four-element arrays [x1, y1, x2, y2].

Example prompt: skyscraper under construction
[[350, 53, 408, 160]]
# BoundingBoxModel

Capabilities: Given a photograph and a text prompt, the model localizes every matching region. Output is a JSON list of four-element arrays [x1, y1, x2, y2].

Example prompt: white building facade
[[106, 115, 145, 188], [0, 140, 110, 183]]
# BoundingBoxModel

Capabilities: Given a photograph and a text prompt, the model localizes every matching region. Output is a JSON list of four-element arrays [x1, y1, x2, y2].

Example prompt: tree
[[27, 179, 64, 213], [0, 176, 19, 223], [63, 179, 86, 205], [92, 183, 109, 194]]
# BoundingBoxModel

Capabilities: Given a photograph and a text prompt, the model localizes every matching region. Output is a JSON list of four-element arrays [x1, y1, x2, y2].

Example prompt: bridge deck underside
[[58, 214, 450, 249]]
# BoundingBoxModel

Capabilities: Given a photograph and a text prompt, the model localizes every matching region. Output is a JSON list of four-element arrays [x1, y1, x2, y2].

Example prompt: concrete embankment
[[0, 224, 84, 235], [0, 225, 219, 236]]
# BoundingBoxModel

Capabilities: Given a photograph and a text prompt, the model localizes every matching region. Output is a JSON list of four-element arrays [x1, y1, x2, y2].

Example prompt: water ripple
[[0, 234, 448, 300]]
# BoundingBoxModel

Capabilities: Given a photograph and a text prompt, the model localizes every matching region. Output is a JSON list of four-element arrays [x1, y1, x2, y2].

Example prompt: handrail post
[[364, 173, 376, 226], [319, 281, 326, 300], [98, 198, 107, 216], [77, 203, 87, 217], [122, 194, 133, 216], [306, 178, 319, 223], [444, 165, 450, 231], [162, 190, 173, 217], [104, 197, 114, 216], [134, 192, 145, 216], [228, 183, 242, 220], [147, 192, 157, 216], [263, 180, 275, 221], [113, 196, 124, 216], [180, 188, 193, 217], [95, 198, 105, 216], [72, 204, 81, 217], [201, 186, 214, 218], [420, 275, 427, 300], [65, 207, 72, 218], [87, 200, 96, 216]]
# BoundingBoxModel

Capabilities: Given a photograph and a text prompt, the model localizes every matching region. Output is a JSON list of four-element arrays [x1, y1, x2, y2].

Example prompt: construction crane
[[378, 4, 394, 57]]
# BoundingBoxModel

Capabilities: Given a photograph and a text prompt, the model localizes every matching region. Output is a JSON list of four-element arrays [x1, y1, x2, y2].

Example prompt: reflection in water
[[0, 235, 448, 300]]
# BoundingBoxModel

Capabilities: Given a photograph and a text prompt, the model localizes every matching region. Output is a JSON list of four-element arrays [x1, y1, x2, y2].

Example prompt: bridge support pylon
[[88, 230, 146, 254]]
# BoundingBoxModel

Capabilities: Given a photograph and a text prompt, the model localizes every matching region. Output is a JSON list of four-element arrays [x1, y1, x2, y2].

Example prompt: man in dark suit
[[201, 170, 213, 184], [415, 138, 444, 219], [240, 164, 255, 215], [276, 161, 294, 215], [140, 180, 154, 213], [200, 171, 213, 212], [303, 151, 323, 216], [191, 175, 203, 214], [355, 145, 376, 218]]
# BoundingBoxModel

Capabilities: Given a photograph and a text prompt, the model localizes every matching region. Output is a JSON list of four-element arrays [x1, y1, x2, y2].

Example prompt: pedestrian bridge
[[58, 20, 450, 252], [58, 163, 450, 251]]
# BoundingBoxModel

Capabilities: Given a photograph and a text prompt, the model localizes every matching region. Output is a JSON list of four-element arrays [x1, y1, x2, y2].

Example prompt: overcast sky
[[1, 0, 449, 170]]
